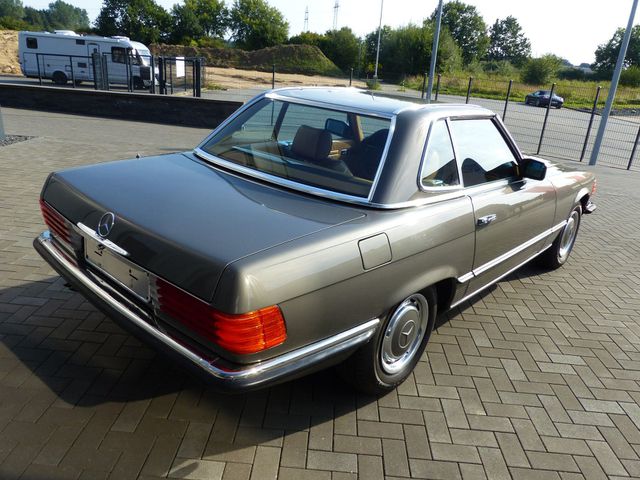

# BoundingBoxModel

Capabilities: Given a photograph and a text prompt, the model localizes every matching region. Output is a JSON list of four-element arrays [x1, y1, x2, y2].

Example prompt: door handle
[[476, 214, 497, 227]]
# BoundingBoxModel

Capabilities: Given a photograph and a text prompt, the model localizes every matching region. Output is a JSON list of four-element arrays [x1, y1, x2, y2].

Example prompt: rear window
[[200, 98, 391, 198], [26, 37, 38, 49]]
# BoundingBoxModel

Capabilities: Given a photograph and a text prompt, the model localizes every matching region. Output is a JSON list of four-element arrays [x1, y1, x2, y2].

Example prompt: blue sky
[[22, 0, 640, 65]]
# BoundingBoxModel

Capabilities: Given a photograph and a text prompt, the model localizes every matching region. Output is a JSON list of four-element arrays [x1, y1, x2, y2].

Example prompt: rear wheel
[[537, 205, 581, 269], [340, 289, 436, 394], [133, 76, 145, 90], [52, 71, 67, 85]]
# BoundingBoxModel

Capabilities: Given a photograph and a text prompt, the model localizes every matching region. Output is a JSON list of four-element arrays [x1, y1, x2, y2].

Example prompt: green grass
[[403, 73, 640, 111]]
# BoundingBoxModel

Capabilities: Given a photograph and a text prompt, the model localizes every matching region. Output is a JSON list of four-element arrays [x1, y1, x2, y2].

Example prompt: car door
[[448, 117, 557, 298]]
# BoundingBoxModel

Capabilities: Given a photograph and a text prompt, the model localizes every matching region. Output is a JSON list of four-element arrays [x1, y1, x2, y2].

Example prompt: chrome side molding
[[457, 220, 566, 284]]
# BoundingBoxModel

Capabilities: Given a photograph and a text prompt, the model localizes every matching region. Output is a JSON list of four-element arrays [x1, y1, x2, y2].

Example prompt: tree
[[320, 28, 360, 72], [0, 0, 23, 20], [95, 0, 172, 44], [171, 0, 228, 44], [289, 31, 325, 48], [229, 0, 288, 50], [360, 22, 461, 79], [23, 6, 48, 29], [46, 0, 89, 30], [430, 0, 488, 65], [487, 16, 531, 66], [593, 26, 640, 74], [521, 54, 562, 84]]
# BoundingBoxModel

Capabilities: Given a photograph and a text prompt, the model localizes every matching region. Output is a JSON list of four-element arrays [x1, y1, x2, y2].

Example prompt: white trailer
[[18, 30, 155, 88]]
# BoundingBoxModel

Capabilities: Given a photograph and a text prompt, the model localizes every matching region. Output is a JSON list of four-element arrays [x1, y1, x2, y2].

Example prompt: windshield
[[134, 49, 150, 66], [200, 98, 391, 198]]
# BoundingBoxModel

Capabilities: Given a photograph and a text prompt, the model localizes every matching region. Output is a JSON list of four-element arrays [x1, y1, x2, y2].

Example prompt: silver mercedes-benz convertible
[[34, 87, 596, 393]]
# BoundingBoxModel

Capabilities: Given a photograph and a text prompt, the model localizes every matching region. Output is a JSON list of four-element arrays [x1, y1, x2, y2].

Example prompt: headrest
[[291, 125, 332, 162]]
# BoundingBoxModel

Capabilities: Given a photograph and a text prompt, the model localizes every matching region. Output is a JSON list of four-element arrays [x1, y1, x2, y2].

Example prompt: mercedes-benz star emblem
[[398, 321, 415, 349], [97, 212, 115, 238]]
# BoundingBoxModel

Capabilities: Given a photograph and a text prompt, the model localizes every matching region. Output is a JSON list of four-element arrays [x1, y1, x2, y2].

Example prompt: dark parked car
[[525, 90, 564, 108], [34, 88, 596, 394]]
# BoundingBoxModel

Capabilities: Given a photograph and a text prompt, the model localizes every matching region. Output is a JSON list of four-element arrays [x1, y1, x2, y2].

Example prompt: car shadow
[[434, 262, 549, 328], [0, 277, 380, 472]]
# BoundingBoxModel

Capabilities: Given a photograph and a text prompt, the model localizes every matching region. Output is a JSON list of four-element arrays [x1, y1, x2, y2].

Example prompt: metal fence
[[23, 52, 205, 97], [197, 64, 640, 171], [380, 73, 640, 172]]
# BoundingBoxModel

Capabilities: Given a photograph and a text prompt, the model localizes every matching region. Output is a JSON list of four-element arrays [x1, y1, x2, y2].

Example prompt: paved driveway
[[1, 108, 640, 480]]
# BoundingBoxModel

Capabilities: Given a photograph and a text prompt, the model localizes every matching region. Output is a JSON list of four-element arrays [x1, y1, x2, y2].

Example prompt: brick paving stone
[[3, 109, 640, 480], [168, 458, 225, 480]]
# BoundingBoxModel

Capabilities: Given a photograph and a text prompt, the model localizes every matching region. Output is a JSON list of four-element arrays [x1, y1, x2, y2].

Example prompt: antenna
[[304, 6, 309, 31], [333, 0, 339, 30]]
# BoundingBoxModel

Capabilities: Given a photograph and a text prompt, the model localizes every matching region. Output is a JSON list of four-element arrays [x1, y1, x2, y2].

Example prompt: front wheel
[[537, 205, 581, 269], [339, 289, 436, 394]]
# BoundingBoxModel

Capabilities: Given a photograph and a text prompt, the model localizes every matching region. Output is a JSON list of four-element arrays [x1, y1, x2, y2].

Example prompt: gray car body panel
[[35, 87, 596, 383]]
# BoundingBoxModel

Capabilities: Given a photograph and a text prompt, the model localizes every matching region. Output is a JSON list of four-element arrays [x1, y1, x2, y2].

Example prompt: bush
[[558, 67, 589, 81], [482, 60, 517, 77], [0, 16, 31, 30], [521, 54, 562, 84], [620, 66, 640, 87]]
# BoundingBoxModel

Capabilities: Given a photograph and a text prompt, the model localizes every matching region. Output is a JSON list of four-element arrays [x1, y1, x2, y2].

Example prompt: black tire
[[52, 71, 67, 85], [133, 76, 145, 90], [74, 80, 83, 86], [537, 205, 582, 269], [339, 288, 437, 394]]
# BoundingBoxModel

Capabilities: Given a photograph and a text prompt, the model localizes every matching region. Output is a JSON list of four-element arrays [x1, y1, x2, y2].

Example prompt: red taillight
[[40, 199, 71, 243], [156, 279, 287, 355], [591, 179, 597, 196]]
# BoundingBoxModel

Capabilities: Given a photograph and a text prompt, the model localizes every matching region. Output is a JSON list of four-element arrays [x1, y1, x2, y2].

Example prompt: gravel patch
[[0, 135, 32, 147]]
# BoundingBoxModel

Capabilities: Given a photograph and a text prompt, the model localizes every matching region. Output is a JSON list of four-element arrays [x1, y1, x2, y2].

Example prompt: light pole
[[426, 0, 443, 103], [373, 0, 384, 81], [589, 0, 639, 165]]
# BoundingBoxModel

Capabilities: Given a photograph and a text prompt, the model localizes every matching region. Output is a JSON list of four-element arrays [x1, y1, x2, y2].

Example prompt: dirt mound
[[151, 43, 344, 77], [0, 30, 20, 75]]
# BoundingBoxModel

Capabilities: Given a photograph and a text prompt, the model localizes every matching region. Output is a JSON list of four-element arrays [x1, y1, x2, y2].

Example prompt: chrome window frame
[[418, 118, 464, 193], [447, 115, 523, 190]]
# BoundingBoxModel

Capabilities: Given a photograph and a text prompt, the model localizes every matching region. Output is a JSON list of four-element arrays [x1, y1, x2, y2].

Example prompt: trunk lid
[[43, 152, 365, 301]]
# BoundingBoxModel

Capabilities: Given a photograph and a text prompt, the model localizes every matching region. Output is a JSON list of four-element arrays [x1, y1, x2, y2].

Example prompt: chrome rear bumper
[[34, 231, 379, 391]]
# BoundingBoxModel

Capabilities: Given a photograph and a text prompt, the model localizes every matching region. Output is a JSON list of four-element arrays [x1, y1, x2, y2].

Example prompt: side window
[[111, 47, 126, 64], [421, 120, 459, 188], [26, 37, 38, 49], [449, 118, 518, 187]]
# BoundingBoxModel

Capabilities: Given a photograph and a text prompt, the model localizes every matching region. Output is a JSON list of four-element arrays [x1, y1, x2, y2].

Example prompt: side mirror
[[325, 118, 352, 139], [522, 158, 547, 181]]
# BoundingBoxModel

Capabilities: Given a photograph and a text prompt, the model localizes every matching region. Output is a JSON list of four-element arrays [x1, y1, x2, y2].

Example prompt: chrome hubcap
[[558, 210, 579, 262], [380, 294, 429, 375]]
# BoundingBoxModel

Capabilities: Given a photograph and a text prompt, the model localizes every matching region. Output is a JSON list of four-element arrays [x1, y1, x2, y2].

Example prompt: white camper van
[[18, 30, 154, 88]]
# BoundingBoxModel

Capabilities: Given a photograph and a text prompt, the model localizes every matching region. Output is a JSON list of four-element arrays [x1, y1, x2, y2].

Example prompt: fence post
[[69, 56, 75, 88], [580, 85, 602, 162], [465, 76, 473, 104], [435, 74, 441, 102], [349, 68, 353, 87], [0, 105, 5, 141], [169, 60, 173, 94], [503, 79, 513, 120], [537, 82, 556, 155], [194, 58, 202, 98], [158, 57, 164, 94], [272, 64, 276, 89], [421, 72, 427, 100], [150, 56, 156, 94], [103, 54, 110, 90], [36, 53, 42, 85], [628, 125, 640, 170]]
